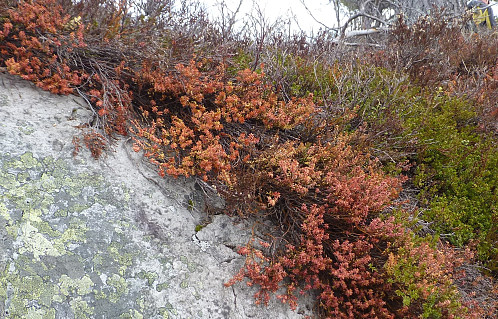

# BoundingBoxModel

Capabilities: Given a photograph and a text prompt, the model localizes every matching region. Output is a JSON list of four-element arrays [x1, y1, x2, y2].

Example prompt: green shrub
[[336, 66, 498, 269], [409, 93, 498, 269]]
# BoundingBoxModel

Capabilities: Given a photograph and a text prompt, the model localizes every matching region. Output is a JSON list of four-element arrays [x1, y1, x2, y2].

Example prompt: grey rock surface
[[0, 74, 313, 318]]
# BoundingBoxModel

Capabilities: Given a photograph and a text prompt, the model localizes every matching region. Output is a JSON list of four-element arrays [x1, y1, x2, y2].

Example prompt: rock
[[0, 74, 313, 318]]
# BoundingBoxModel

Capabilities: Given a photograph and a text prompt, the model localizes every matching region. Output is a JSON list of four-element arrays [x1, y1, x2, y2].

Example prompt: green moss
[[228, 49, 253, 75]]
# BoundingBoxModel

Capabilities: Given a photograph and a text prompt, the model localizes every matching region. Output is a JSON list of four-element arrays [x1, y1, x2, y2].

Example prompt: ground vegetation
[[0, 0, 496, 318]]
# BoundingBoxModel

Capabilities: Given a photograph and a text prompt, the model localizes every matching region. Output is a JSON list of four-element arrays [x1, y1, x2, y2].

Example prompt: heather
[[0, 1, 496, 318]]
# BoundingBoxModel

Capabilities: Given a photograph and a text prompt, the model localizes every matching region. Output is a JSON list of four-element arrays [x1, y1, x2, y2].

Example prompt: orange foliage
[[131, 61, 315, 183]]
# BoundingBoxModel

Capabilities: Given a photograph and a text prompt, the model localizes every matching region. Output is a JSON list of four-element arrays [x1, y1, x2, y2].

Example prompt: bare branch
[[340, 12, 388, 38], [344, 27, 388, 38], [298, 0, 339, 31]]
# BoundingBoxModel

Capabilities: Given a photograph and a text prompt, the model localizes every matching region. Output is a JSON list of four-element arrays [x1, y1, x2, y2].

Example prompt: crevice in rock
[[231, 286, 238, 312]]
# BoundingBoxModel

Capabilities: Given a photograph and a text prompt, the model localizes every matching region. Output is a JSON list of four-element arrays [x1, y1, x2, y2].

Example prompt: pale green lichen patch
[[39, 172, 59, 193], [70, 297, 95, 319], [19, 152, 42, 169], [18, 221, 62, 260], [25, 307, 56, 319], [107, 241, 135, 267], [63, 172, 104, 198], [156, 282, 169, 292], [0, 203, 12, 225], [137, 270, 158, 286], [159, 307, 170, 319], [180, 279, 189, 289], [3, 272, 58, 317], [119, 309, 144, 319], [1, 152, 160, 317], [58, 274, 94, 296], [58, 220, 88, 244], [0, 170, 19, 190], [161, 302, 178, 317], [106, 274, 129, 303], [92, 254, 104, 268], [180, 255, 198, 272], [18, 125, 35, 135], [33, 219, 61, 238]]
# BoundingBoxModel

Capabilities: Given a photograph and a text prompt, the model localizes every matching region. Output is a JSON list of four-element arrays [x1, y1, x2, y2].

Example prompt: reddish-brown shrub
[[130, 60, 315, 182]]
